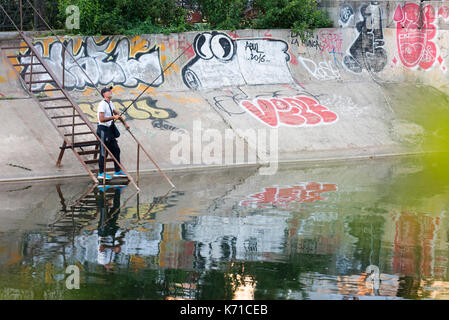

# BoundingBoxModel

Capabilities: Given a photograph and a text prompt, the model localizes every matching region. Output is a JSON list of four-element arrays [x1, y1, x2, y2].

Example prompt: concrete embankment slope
[[1, 1, 449, 181]]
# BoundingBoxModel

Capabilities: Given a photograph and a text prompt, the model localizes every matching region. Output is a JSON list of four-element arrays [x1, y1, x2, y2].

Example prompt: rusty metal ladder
[[0, 33, 138, 189]]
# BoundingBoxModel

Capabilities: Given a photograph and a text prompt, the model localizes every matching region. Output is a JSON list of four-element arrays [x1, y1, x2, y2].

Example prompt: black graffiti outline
[[181, 31, 292, 90], [343, 1, 387, 73], [18, 36, 164, 91]]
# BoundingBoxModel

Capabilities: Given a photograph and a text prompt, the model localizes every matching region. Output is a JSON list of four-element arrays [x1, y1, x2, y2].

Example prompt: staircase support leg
[[56, 141, 66, 167]]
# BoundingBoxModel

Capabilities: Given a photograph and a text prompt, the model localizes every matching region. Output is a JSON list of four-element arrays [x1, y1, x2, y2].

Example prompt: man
[[97, 86, 129, 180]]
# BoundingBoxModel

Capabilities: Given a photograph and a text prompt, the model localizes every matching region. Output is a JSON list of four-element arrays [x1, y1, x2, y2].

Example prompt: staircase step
[[64, 132, 94, 137], [26, 79, 54, 84], [38, 96, 68, 102], [59, 140, 99, 149], [25, 71, 49, 75], [7, 54, 33, 58], [85, 158, 114, 165], [44, 105, 73, 110], [13, 62, 41, 67], [78, 149, 100, 155], [1, 46, 29, 50], [51, 115, 81, 119], [92, 168, 116, 173], [57, 123, 88, 128], [71, 140, 100, 148], [32, 88, 61, 93]]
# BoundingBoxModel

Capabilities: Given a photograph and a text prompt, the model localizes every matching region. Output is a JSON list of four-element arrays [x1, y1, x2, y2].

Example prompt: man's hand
[[113, 114, 121, 121]]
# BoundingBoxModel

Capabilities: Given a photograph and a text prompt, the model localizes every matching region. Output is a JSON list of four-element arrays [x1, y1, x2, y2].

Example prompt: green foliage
[[196, 0, 247, 30], [251, 0, 332, 36], [58, 0, 188, 35], [57, 0, 331, 35]]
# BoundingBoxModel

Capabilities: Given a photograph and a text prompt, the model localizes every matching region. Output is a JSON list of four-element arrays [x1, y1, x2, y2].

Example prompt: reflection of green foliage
[[346, 214, 386, 270]]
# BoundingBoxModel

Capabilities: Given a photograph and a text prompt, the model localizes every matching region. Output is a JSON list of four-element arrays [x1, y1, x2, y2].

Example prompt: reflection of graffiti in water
[[393, 3, 439, 70], [18, 36, 163, 91], [343, 1, 387, 73], [392, 213, 442, 278], [182, 31, 293, 89], [239, 182, 337, 208], [239, 96, 338, 128], [79, 97, 177, 123]]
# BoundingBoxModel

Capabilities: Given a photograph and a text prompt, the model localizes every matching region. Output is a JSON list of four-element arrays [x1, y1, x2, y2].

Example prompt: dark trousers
[[97, 125, 121, 174]]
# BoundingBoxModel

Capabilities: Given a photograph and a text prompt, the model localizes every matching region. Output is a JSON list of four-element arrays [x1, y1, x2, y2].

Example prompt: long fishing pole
[[119, 43, 193, 117]]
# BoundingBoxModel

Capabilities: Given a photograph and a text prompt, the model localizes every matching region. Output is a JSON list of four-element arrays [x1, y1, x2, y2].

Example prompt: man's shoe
[[98, 185, 112, 192], [113, 170, 127, 178], [98, 172, 112, 180]]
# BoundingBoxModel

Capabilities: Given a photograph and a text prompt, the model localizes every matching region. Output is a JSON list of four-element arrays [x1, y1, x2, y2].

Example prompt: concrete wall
[[1, 1, 448, 181]]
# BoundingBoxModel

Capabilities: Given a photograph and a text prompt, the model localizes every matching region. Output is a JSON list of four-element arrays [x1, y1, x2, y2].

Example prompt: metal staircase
[[0, 4, 138, 189], [0, 0, 175, 190], [0, 33, 137, 188]]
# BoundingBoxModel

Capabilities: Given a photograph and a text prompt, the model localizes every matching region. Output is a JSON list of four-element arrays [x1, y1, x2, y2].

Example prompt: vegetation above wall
[[56, 0, 332, 36]]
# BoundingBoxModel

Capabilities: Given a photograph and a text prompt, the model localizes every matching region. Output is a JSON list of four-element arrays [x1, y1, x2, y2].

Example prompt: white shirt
[[97, 100, 115, 127]]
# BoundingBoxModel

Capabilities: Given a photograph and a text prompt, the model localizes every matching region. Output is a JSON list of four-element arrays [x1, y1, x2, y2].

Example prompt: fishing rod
[[119, 43, 193, 117]]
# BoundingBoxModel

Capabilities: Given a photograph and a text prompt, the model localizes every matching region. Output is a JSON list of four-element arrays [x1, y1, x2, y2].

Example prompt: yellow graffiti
[[73, 38, 83, 55], [130, 36, 151, 58], [105, 40, 117, 54], [78, 98, 176, 123], [81, 87, 95, 97], [41, 38, 57, 57]]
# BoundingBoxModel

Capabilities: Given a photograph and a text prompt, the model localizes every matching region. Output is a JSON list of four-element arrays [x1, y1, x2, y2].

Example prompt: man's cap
[[101, 86, 113, 97]]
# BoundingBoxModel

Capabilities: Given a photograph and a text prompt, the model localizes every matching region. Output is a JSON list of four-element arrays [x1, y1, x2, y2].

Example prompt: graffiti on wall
[[393, 3, 439, 70], [343, 1, 387, 73], [239, 95, 338, 128], [298, 57, 341, 80], [181, 31, 294, 89], [239, 182, 338, 209], [339, 4, 355, 28], [78, 97, 177, 123], [18, 36, 163, 91]]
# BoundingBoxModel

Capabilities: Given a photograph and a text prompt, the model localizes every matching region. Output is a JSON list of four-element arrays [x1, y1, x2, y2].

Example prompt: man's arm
[[99, 112, 120, 123], [113, 110, 130, 130]]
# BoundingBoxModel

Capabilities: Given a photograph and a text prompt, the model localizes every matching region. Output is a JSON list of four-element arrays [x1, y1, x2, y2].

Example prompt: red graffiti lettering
[[241, 99, 278, 127], [319, 30, 343, 53], [240, 183, 337, 208], [394, 3, 438, 70], [438, 6, 449, 21], [240, 96, 338, 128]]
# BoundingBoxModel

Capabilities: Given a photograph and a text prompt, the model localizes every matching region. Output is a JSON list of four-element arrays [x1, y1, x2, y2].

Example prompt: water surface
[[1, 155, 449, 300]]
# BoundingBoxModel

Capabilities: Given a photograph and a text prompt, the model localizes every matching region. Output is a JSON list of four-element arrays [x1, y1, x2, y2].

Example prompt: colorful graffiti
[[18, 36, 163, 91], [393, 3, 438, 70], [78, 97, 177, 123], [319, 30, 344, 55], [239, 95, 338, 128], [343, 1, 387, 73], [393, 213, 441, 277], [239, 182, 337, 208], [181, 31, 293, 89]]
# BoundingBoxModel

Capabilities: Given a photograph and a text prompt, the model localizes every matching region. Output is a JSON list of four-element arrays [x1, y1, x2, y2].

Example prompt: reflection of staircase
[[0, 32, 137, 187], [50, 184, 121, 243]]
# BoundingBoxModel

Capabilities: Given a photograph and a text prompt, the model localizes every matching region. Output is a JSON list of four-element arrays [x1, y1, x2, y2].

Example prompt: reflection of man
[[97, 186, 126, 269]]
